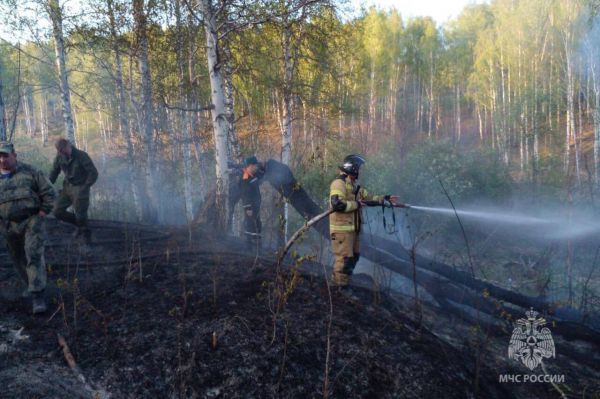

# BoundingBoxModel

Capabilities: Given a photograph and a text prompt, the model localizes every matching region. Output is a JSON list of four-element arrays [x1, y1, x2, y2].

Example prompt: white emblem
[[508, 308, 555, 370]]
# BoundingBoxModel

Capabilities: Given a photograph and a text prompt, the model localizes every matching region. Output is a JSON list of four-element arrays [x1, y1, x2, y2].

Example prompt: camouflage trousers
[[330, 231, 360, 286], [1, 215, 47, 293], [53, 183, 90, 229]]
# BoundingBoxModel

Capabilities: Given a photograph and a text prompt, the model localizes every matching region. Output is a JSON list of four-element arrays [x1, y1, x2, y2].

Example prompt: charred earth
[[0, 218, 598, 398]]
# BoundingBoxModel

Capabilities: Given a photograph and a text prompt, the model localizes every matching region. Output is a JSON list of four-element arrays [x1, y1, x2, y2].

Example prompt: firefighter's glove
[[384, 195, 400, 206], [331, 195, 346, 212]]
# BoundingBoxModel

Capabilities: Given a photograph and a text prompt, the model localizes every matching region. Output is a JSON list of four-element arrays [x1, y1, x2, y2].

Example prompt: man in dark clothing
[[240, 156, 264, 250], [49, 138, 98, 242]]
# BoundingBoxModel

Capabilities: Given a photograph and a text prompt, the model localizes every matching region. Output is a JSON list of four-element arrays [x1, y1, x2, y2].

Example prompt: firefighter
[[329, 154, 399, 291], [240, 156, 265, 250]]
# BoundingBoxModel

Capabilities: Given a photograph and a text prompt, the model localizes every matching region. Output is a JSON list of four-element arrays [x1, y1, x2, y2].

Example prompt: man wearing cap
[[329, 154, 399, 293], [0, 141, 56, 314], [239, 156, 265, 250], [49, 138, 98, 242]]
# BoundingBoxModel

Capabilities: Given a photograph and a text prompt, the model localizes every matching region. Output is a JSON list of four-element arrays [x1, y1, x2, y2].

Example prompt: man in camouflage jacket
[[0, 141, 56, 314], [49, 138, 98, 242]]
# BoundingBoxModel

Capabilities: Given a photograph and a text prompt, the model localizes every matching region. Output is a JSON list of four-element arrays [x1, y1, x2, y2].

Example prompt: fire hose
[[361, 200, 411, 234]]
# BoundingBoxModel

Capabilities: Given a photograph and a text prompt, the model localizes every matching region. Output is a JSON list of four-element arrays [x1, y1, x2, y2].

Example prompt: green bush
[[396, 139, 513, 206]]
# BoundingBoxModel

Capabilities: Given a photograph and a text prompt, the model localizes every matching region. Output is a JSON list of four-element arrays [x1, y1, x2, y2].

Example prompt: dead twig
[[276, 321, 289, 393], [321, 262, 333, 399], [270, 209, 334, 343], [438, 179, 476, 279], [277, 209, 334, 268], [57, 334, 109, 398], [57, 334, 85, 383]]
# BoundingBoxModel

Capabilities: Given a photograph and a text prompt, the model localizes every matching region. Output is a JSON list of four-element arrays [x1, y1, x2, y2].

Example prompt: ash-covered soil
[[1, 218, 598, 398]]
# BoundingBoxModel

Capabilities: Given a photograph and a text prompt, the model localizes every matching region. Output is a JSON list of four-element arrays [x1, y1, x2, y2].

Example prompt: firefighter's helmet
[[340, 154, 365, 177]]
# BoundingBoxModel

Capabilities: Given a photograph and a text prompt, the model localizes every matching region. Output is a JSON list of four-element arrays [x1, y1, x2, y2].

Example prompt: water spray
[[408, 206, 552, 226]]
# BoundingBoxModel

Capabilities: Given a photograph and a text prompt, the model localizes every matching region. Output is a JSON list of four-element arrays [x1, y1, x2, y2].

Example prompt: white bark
[[107, 0, 142, 221], [133, 0, 159, 222], [0, 59, 7, 141], [223, 42, 240, 163], [564, 33, 575, 177], [368, 61, 375, 139], [201, 0, 230, 231], [22, 92, 33, 137], [477, 106, 483, 141], [39, 95, 48, 144], [175, 0, 194, 224], [280, 26, 296, 242], [591, 51, 600, 186], [187, 7, 207, 202], [428, 50, 433, 137], [47, 0, 75, 143]]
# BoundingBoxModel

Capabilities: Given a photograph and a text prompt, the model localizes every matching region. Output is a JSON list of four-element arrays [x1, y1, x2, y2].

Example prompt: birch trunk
[[200, 0, 230, 233], [175, 0, 194, 224], [107, 0, 142, 220], [187, 6, 207, 201], [280, 26, 296, 242], [477, 106, 482, 141], [368, 61, 375, 140], [591, 52, 600, 186], [223, 41, 240, 162], [0, 59, 6, 141], [40, 95, 48, 145], [428, 50, 433, 137], [46, 0, 75, 143], [133, 0, 159, 222], [564, 33, 575, 177], [22, 91, 33, 137]]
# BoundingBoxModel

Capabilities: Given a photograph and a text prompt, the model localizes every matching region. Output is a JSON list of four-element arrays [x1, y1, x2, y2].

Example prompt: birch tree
[[197, 0, 231, 233], [0, 59, 7, 141], [174, 0, 195, 224], [133, 0, 159, 222], [106, 0, 144, 221], [272, 0, 330, 240], [45, 0, 75, 143]]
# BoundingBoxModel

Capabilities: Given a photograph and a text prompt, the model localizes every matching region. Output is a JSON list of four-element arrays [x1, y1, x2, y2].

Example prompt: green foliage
[[397, 140, 513, 206], [12, 136, 53, 171], [360, 139, 400, 195], [294, 138, 349, 206]]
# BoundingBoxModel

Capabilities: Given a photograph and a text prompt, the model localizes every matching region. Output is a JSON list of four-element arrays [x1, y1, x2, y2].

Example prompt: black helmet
[[244, 155, 259, 166], [340, 154, 365, 177]]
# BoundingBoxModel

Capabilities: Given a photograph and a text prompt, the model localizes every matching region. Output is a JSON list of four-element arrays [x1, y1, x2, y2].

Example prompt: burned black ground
[[0, 218, 598, 398]]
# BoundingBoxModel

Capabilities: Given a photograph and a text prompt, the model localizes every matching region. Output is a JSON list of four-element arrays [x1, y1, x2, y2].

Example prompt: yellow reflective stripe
[[330, 189, 345, 197], [330, 224, 355, 231], [344, 201, 356, 212]]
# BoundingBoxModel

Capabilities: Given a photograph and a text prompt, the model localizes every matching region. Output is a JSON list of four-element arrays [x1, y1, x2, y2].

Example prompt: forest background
[[1, 0, 600, 307]]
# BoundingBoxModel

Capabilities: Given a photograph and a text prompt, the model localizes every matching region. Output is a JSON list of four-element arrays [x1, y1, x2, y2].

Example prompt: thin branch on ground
[[438, 179, 476, 279]]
